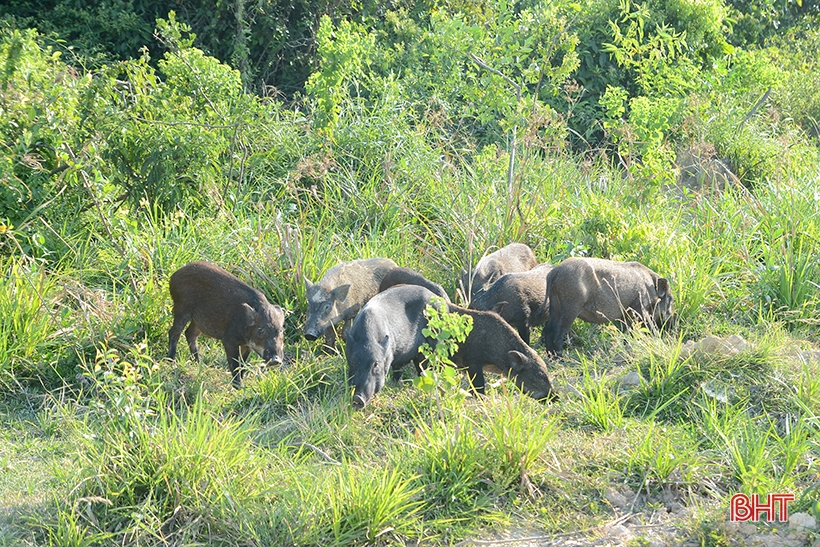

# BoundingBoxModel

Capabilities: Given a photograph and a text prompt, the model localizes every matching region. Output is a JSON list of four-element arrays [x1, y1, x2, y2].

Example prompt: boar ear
[[379, 334, 390, 350], [491, 301, 508, 314], [304, 276, 314, 290], [242, 302, 259, 325], [508, 350, 526, 372], [656, 278, 670, 298], [331, 284, 351, 302]]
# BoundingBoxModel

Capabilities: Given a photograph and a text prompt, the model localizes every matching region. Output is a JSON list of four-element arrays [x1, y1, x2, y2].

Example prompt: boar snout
[[353, 393, 368, 409], [304, 330, 320, 341], [529, 387, 557, 402], [263, 348, 284, 366]]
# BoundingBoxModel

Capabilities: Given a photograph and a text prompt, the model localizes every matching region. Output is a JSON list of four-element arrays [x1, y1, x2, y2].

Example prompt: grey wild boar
[[378, 266, 450, 302], [461, 242, 538, 300], [469, 262, 553, 345], [346, 285, 554, 408], [168, 261, 285, 387], [538, 257, 675, 355], [304, 257, 397, 347], [346, 285, 437, 408]]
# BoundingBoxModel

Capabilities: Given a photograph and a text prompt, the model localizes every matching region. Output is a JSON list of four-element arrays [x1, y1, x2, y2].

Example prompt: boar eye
[[257, 327, 264, 336]]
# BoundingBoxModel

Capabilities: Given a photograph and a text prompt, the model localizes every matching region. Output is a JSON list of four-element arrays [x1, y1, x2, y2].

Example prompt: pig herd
[[167, 243, 676, 407]]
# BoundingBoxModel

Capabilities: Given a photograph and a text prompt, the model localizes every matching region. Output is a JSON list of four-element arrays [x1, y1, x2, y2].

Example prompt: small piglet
[[168, 261, 285, 387]]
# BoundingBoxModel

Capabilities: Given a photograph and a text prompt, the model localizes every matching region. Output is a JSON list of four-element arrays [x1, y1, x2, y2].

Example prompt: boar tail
[[534, 268, 554, 323]]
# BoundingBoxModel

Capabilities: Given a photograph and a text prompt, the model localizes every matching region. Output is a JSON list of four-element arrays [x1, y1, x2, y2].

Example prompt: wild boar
[[378, 266, 450, 302], [448, 304, 554, 400], [346, 285, 438, 408], [168, 261, 285, 387], [346, 285, 554, 408], [538, 257, 675, 355], [461, 242, 538, 300], [469, 263, 553, 345], [304, 257, 397, 348]]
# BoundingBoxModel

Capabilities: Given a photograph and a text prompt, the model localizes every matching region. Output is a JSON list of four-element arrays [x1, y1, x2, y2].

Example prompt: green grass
[[4, 161, 820, 544]]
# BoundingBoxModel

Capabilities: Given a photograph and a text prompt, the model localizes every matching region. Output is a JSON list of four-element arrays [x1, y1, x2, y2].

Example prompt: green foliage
[[727, 0, 820, 47], [319, 466, 423, 545], [0, 260, 67, 387], [414, 297, 473, 396], [64, 387, 267, 544], [569, 357, 625, 432], [0, 0, 164, 66], [410, 399, 558, 524], [306, 15, 375, 136]]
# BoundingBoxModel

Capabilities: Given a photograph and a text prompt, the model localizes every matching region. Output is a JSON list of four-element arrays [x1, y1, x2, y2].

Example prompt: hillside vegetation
[[1, 1, 819, 545]]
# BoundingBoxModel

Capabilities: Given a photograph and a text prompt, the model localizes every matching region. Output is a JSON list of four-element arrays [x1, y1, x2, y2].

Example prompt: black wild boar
[[469, 263, 553, 345], [346, 285, 554, 408], [538, 257, 675, 355], [168, 261, 285, 387], [461, 242, 537, 300], [378, 266, 450, 302], [346, 285, 437, 408], [304, 257, 397, 347]]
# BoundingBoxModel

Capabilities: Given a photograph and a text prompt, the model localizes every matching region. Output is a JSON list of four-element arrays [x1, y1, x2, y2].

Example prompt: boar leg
[[238, 346, 252, 382], [465, 365, 486, 395], [542, 313, 575, 356], [167, 313, 190, 360], [518, 324, 530, 346], [223, 341, 244, 388], [321, 324, 337, 353], [185, 323, 201, 361]]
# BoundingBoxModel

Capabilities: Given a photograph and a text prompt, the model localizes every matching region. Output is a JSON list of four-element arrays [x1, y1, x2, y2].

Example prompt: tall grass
[[0, 260, 64, 387]]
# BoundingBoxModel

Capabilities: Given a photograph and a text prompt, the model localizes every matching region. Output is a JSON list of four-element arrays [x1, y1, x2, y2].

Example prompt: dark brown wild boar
[[538, 257, 675, 356], [469, 263, 553, 345], [168, 261, 285, 387], [448, 304, 554, 400]]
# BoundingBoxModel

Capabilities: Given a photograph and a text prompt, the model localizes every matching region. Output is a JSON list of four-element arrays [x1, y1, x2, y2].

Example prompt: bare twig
[[301, 442, 341, 465], [737, 87, 771, 135]]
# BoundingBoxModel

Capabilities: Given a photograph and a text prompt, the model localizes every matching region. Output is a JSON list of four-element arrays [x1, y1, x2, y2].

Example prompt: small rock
[[726, 334, 749, 352], [786, 530, 808, 543], [667, 501, 683, 513], [608, 524, 631, 538], [789, 512, 816, 530], [739, 522, 758, 536], [618, 371, 642, 388], [604, 487, 628, 509], [722, 520, 740, 534], [700, 335, 734, 356]]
